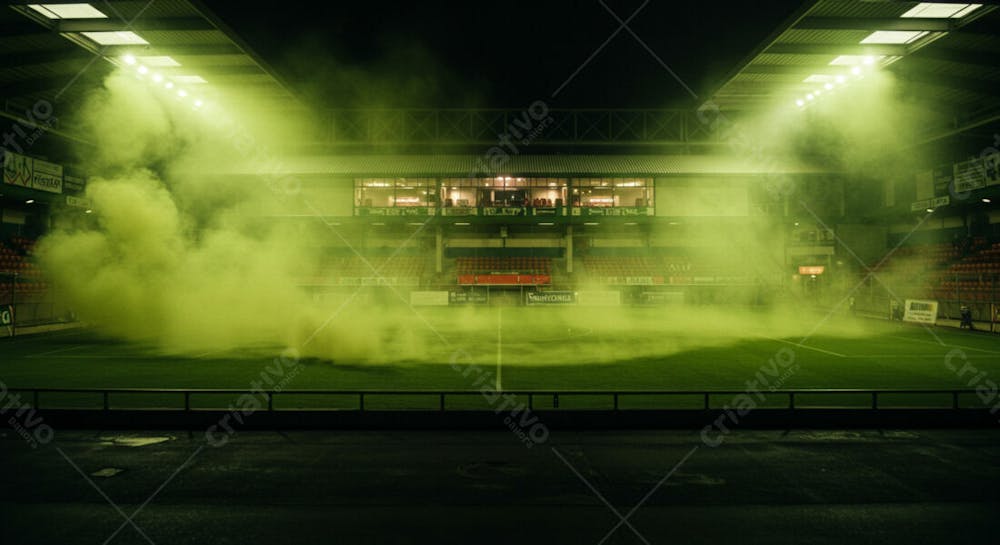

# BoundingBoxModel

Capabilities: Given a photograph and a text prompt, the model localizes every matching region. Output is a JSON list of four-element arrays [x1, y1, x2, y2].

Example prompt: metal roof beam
[[99, 44, 244, 56], [55, 17, 215, 32], [741, 64, 824, 75], [796, 17, 955, 32], [765, 43, 910, 56]]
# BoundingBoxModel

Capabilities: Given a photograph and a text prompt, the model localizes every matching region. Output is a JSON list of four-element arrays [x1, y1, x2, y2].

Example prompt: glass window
[[356, 178, 394, 207], [441, 178, 480, 207], [355, 178, 435, 207], [572, 178, 653, 207]]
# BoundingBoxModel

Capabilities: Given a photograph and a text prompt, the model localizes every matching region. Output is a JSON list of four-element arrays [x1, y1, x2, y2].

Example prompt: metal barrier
[[7, 387, 985, 412]]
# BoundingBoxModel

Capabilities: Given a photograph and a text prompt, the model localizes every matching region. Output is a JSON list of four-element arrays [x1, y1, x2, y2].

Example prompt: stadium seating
[[0, 236, 49, 300], [312, 255, 427, 286], [583, 256, 662, 278], [455, 257, 551, 275]]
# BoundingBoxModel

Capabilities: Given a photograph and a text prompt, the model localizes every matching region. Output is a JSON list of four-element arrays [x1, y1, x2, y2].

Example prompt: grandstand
[[2, 1, 1000, 543]]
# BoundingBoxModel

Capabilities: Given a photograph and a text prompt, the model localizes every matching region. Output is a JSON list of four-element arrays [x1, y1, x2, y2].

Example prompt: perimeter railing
[[6, 388, 991, 412]]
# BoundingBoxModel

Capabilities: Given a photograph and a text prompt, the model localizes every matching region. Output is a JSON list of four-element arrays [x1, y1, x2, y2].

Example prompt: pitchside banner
[[1, 304, 13, 326], [526, 291, 576, 305], [3, 151, 63, 194], [903, 299, 938, 325]]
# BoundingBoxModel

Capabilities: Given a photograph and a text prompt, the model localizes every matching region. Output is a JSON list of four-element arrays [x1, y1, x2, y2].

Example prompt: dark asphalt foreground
[[2, 429, 999, 545]]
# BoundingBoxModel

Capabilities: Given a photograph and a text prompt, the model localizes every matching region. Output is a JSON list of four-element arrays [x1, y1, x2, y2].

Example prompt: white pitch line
[[496, 305, 502, 392], [843, 354, 999, 359], [886, 334, 1000, 355], [26, 344, 86, 358], [762, 336, 847, 357]]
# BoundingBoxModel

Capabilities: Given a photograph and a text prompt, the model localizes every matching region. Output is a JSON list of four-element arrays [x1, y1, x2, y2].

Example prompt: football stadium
[[2, 1, 1000, 543]]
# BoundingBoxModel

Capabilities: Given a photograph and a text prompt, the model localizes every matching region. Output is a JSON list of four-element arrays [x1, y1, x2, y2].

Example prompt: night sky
[[206, 0, 804, 109]]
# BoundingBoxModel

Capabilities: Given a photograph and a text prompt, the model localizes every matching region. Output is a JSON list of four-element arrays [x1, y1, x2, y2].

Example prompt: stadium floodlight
[[27, 3, 107, 19], [136, 65, 148, 75], [863, 56, 876, 65], [177, 89, 188, 98], [835, 75, 846, 84], [861, 30, 928, 44], [806, 93, 815, 101], [80, 31, 148, 45], [796, 99, 805, 107], [824, 83, 834, 90], [164, 81, 174, 89], [193, 99, 203, 108], [851, 66, 863, 76], [122, 54, 137, 65], [901, 3, 982, 18], [152, 73, 163, 83]]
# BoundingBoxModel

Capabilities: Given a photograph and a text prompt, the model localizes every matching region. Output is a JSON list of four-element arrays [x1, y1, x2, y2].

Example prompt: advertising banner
[[449, 291, 489, 305], [903, 299, 938, 325], [526, 291, 577, 305], [3, 151, 63, 194]]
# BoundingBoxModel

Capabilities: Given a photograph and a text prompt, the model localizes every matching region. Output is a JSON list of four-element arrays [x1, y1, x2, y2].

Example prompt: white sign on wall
[[3, 151, 63, 194], [903, 299, 938, 325]]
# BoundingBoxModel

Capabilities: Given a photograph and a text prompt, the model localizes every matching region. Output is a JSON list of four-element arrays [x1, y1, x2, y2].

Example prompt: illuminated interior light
[[136, 65, 148, 75], [860, 30, 928, 45], [901, 3, 982, 18], [164, 81, 174, 89], [27, 3, 107, 19], [824, 83, 834, 90], [851, 66, 863, 76], [80, 31, 147, 45], [177, 89, 188, 98], [122, 54, 136, 65], [796, 99, 805, 107], [806, 94, 815, 101], [152, 73, 163, 83], [835, 75, 846, 84]]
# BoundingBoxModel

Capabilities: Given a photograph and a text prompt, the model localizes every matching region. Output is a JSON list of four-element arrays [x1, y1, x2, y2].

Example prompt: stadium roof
[[205, 154, 829, 178], [706, 1, 1000, 125], [0, 1, 296, 115]]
